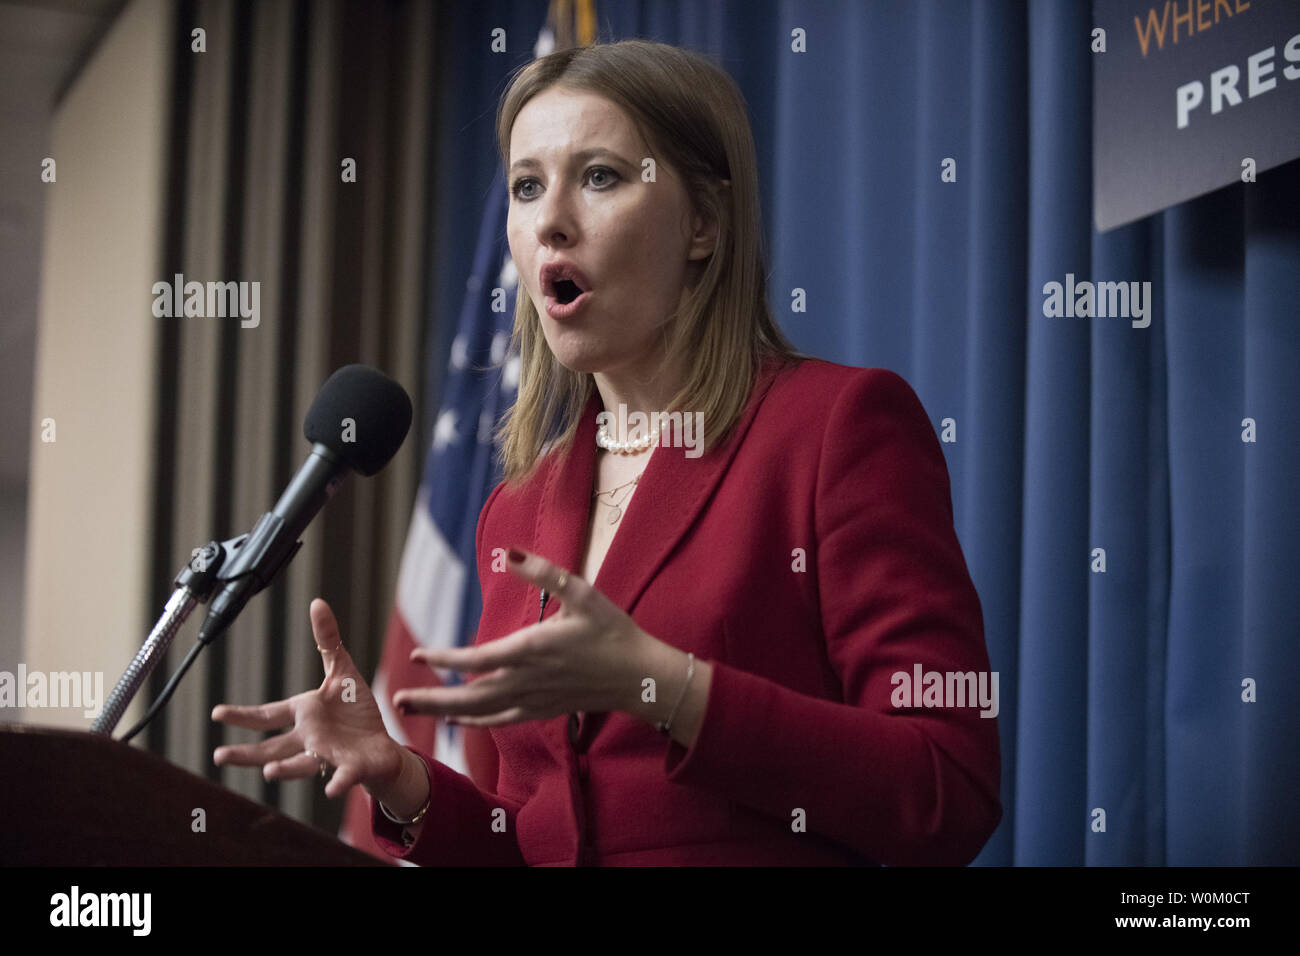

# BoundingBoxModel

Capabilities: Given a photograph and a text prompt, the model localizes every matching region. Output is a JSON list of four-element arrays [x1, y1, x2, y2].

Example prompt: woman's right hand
[[211, 598, 425, 814]]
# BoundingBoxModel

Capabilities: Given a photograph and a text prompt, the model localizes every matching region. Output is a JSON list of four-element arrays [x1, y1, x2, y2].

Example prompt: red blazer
[[372, 356, 1002, 865]]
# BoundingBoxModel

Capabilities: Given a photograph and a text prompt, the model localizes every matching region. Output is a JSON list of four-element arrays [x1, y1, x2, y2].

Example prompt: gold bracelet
[[379, 795, 430, 827], [378, 752, 432, 825], [656, 652, 695, 736]]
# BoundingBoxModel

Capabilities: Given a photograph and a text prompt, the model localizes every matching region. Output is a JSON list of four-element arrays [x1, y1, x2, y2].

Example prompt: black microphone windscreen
[[304, 364, 412, 476]]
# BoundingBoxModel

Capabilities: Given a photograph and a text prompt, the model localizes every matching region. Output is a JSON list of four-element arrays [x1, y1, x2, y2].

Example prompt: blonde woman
[[214, 40, 1001, 867]]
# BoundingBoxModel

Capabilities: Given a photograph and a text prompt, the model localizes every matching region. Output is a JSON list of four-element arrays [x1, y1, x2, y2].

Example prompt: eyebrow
[[509, 148, 630, 174]]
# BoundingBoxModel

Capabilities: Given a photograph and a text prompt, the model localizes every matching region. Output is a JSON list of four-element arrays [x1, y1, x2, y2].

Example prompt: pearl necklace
[[596, 424, 659, 454]]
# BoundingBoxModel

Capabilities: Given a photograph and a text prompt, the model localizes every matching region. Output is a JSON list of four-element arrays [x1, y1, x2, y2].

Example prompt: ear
[[686, 206, 719, 262]]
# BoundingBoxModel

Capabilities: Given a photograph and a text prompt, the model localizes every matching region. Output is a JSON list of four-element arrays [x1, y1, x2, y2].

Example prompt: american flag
[[339, 169, 519, 860]]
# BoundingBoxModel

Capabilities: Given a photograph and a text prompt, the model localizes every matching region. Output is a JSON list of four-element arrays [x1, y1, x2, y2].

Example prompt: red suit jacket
[[372, 356, 1002, 865]]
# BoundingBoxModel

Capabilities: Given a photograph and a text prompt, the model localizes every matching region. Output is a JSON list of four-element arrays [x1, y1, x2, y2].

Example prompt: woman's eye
[[510, 166, 618, 201]]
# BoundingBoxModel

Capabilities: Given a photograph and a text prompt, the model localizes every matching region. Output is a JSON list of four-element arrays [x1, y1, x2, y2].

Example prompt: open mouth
[[552, 278, 584, 305]]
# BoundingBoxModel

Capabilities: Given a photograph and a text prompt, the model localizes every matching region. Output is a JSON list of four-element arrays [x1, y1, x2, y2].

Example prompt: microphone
[[197, 364, 412, 644]]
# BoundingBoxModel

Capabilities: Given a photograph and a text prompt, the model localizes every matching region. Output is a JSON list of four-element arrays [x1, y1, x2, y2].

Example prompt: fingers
[[310, 597, 344, 651], [263, 750, 326, 782], [409, 624, 546, 674], [324, 762, 364, 800], [213, 732, 300, 769], [504, 548, 595, 611], [397, 690, 532, 727], [211, 699, 293, 731], [310, 598, 349, 678], [310, 598, 343, 650], [394, 672, 516, 718], [448, 706, 528, 728], [213, 730, 366, 800]]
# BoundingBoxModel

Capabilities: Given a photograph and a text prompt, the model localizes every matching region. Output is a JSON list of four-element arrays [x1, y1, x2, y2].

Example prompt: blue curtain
[[429, 0, 1300, 865]]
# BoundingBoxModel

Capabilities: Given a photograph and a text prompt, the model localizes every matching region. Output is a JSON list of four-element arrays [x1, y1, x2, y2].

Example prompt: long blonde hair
[[494, 39, 803, 486]]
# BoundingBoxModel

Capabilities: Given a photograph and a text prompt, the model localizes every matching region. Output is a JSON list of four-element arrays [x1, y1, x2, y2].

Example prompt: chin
[[549, 349, 610, 375], [540, 327, 613, 375]]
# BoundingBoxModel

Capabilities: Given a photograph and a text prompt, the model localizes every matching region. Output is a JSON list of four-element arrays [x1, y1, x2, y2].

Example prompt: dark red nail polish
[[507, 548, 525, 563]]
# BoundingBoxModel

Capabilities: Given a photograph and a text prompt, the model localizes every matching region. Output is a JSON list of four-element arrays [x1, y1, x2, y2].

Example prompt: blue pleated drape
[[431, 0, 1300, 865]]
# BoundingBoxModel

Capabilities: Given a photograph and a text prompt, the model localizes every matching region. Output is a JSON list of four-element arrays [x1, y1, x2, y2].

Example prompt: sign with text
[[1093, 0, 1300, 232]]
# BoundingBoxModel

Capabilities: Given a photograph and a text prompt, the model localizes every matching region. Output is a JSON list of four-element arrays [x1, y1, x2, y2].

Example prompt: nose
[[532, 178, 578, 249]]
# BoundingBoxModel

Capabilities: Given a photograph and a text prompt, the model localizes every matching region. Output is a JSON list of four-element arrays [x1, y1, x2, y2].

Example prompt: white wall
[[21, 0, 171, 730]]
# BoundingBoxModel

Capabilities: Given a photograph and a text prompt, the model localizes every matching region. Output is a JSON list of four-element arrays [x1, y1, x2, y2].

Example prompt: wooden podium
[[0, 724, 387, 865]]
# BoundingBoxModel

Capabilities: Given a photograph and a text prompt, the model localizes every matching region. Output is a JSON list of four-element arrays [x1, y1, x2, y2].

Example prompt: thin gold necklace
[[592, 472, 643, 524]]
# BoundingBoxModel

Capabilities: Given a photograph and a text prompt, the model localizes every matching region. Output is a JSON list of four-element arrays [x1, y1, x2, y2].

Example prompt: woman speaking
[[212, 39, 1001, 866]]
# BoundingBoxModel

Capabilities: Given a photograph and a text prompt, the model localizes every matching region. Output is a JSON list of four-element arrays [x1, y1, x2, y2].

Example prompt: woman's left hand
[[393, 548, 655, 727]]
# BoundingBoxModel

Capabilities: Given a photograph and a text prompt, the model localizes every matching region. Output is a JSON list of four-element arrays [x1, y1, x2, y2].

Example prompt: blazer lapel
[[532, 359, 786, 752]]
